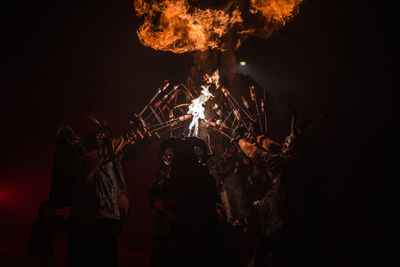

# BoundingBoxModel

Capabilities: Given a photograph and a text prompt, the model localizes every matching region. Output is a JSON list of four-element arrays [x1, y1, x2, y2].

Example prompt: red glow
[[0, 187, 10, 203]]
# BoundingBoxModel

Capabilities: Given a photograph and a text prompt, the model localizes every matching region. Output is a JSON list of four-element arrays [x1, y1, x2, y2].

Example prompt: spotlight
[[240, 61, 247, 66]]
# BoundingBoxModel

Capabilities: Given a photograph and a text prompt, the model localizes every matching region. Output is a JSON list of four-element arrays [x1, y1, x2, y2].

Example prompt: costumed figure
[[238, 112, 323, 267], [149, 137, 223, 267], [207, 137, 253, 267], [50, 114, 153, 267]]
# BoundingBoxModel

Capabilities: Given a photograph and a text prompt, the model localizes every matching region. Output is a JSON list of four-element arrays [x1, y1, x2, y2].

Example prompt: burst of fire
[[134, 0, 303, 53], [250, 0, 302, 24], [134, 0, 242, 54]]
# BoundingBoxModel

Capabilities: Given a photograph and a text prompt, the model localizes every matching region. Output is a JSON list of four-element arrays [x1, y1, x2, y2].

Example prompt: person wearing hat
[[50, 114, 153, 267]]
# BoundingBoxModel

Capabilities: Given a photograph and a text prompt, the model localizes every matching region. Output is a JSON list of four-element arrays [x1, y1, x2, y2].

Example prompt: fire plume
[[134, 0, 242, 54], [134, 0, 304, 53]]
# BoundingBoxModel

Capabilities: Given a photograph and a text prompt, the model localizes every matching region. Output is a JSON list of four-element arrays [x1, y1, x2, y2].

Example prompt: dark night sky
[[1, 0, 392, 266]]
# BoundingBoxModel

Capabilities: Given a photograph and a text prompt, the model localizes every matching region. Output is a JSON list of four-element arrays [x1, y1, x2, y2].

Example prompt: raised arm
[[119, 130, 155, 164], [73, 135, 128, 181]]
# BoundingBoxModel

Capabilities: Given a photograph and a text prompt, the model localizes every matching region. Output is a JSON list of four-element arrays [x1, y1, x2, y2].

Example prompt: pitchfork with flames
[[138, 70, 267, 142]]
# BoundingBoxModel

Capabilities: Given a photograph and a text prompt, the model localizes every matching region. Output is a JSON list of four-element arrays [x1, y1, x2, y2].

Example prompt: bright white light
[[240, 61, 247, 66], [187, 86, 213, 137]]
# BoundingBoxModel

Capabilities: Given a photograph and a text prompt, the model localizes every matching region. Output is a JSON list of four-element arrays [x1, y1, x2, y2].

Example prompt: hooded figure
[[207, 140, 255, 267], [149, 137, 223, 267], [49, 125, 84, 209]]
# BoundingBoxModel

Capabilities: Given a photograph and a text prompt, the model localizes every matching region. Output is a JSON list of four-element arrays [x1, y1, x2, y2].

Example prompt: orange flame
[[204, 69, 220, 89], [134, 0, 303, 53], [134, 0, 242, 54], [250, 0, 302, 24]]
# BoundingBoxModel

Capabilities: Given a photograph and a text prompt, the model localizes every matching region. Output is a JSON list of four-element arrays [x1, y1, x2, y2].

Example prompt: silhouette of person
[[149, 137, 223, 267], [53, 114, 152, 267], [26, 200, 66, 267], [238, 114, 326, 267], [207, 141, 252, 267]]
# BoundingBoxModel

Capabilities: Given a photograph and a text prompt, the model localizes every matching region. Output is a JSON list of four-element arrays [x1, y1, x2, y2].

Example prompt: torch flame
[[250, 0, 302, 24]]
